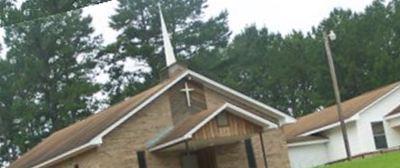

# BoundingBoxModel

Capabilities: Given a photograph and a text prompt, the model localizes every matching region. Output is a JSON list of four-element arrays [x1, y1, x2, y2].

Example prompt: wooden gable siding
[[193, 111, 262, 140], [204, 87, 280, 124], [168, 79, 207, 124]]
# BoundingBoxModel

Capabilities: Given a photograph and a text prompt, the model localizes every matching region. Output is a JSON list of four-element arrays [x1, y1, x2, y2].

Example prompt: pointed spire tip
[[159, 5, 177, 67]]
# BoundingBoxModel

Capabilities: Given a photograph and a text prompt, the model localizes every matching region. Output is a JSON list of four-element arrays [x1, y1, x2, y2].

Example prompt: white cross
[[180, 82, 195, 107]]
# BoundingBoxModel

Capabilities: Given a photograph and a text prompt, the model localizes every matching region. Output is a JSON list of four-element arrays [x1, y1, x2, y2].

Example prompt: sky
[[205, 0, 376, 35], [0, 0, 377, 58]]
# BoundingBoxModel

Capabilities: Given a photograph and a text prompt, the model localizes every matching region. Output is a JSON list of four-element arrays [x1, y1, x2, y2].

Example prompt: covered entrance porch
[[148, 103, 277, 168], [181, 146, 217, 168], [176, 134, 269, 168]]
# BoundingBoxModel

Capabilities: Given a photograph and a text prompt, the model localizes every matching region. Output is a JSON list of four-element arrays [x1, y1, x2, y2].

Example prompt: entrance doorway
[[196, 147, 217, 168], [181, 147, 217, 168]]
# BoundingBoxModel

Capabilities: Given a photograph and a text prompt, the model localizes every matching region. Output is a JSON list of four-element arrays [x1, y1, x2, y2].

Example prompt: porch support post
[[185, 140, 190, 156], [259, 132, 268, 168]]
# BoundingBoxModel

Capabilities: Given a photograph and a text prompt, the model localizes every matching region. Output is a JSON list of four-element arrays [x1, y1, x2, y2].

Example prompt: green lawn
[[324, 151, 400, 168]]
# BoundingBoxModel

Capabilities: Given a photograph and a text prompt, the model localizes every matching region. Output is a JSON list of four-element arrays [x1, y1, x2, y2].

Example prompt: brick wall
[[215, 142, 249, 168], [251, 128, 291, 168], [203, 87, 279, 124], [53, 94, 181, 168], [51, 78, 290, 168], [168, 79, 207, 124], [204, 84, 291, 168]]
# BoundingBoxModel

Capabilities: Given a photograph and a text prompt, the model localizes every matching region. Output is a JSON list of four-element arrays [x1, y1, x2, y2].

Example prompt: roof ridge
[[37, 81, 168, 143], [10, 70, 186, 168], [283, 81, 400, 140], [308, 81, 400, 116], [11, 68, 293, 168]]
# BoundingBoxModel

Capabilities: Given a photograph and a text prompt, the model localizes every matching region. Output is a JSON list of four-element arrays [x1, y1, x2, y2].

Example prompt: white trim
[[384, 101, 400, 120], [32, 139, 101, 168], [95, 71, 190, 140], [355, 83, 400, 116], [299, 83, 400, 136], [187, 70, 295, 123], [150, 105, 229, 151], [300, 118, 357, 137], [30, 71, 190, 168], [32, 69, 292, 166], [96, 70, 291, 142], [386, 113, 400, 120], [149, 103, 277, 151], [185, 104, 228, 137], [288, 139, 329, 147], [225, 103, 278, 128], [148, 136, 190, 152], [348, 113, 360, 121]]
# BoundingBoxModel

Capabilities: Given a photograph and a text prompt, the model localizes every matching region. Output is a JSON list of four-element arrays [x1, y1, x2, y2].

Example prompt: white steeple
[[158, 5, 177, 67]]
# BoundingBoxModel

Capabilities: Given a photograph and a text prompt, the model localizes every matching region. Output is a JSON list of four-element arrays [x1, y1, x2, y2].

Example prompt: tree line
[[1, 0, 400, 166]]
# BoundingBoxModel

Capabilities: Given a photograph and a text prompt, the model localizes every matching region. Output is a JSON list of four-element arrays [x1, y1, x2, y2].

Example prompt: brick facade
[[215, 142, 249, 168], [51, 78, 290, 168], [251, 129, 291, 168], [168, 79, 207, 124], [54, 94, 180, 168]]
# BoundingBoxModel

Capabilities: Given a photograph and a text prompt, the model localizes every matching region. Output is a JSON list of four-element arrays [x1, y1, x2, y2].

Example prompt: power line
[[1, 0, 112, 27]]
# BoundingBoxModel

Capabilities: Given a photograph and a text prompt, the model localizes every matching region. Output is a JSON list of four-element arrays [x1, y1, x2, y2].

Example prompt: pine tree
[[100, 0, 230, 103], [0, 0, 101, 165], [0, 0, 16, 26], [207, 26, 326, 117], [208, 1, 400, 117], [315, 1, 400, 104], [1, 0, 110, 26]]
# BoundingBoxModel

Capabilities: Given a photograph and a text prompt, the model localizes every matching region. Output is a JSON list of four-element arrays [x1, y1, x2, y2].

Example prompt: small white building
[[283, 82, 400, 168]]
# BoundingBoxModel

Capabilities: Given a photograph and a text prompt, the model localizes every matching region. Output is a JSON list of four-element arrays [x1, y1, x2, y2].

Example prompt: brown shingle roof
[[283, 82, 400, 140], [10, 72, 184, 168], [150, 103, 276, 151], [150, 107, 218, 151]]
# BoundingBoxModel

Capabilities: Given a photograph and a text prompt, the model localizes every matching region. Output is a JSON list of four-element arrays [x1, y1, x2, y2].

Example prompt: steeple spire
[[158, 4, 177, 67]]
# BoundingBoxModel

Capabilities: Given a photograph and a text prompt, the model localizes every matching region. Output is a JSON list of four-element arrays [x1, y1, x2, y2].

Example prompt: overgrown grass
[[324, 151, 400, 168]]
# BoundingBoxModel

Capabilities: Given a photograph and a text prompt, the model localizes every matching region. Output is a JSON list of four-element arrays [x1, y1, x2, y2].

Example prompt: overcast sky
[[0, 0, 377, 58]]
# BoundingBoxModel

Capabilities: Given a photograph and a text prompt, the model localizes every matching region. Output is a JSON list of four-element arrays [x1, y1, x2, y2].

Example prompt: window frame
[[371, 121, 388, 149], [137, 151, 147, 168]]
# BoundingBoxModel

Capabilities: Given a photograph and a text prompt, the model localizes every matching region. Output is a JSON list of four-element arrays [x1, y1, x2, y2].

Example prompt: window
[[245, 139, 257, 168], [216, 112, 229, 127], [371, 121, 388, 149], [137, 151, 147, 168]]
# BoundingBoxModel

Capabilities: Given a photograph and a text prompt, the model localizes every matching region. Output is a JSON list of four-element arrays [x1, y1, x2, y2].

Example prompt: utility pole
[[323, 31, 352, 160]]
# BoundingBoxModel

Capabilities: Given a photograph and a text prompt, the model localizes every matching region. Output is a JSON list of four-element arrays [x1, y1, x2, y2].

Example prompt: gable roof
[[385, 104, 400, 119], [10, 72, 183, 168], [149, 103, 277, 151], [187, 70, 295, 124], [11, 68, 294, 168], [283, 82, 400, 140]]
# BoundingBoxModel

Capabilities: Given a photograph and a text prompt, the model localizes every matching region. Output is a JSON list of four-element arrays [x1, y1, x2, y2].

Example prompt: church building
[[10, 7, 295, 168], [284, 82, 400, 168]]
